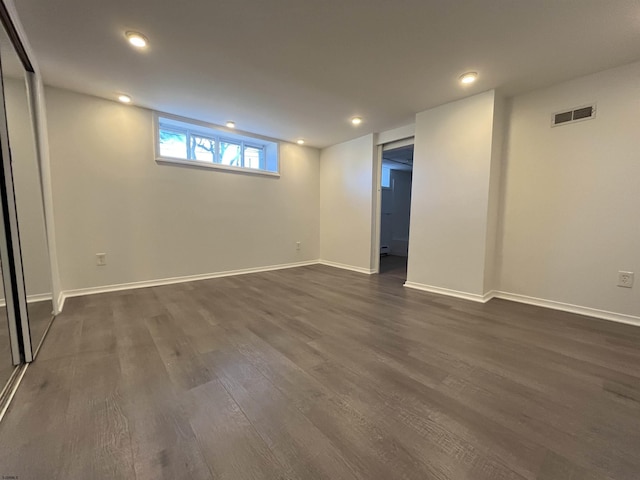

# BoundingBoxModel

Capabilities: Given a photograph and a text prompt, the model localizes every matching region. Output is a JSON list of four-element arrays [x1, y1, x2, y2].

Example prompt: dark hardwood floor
[[0, 265, 639, 479]]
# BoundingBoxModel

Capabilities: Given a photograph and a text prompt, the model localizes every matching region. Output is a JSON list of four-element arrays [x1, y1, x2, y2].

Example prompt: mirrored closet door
[[0, 0, 54, 398], [0, 260, 17, 391], [0, 10, 26, 396], [0, 21, 53, 358]]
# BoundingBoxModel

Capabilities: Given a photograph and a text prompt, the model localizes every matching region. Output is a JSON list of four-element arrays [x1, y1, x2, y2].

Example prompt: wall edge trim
[[492, 291, 640, 327], [60, 260, 321, 304], [0, 293, 53, 308], [402, 284, 639, 326], [318, 260, 376, 275], [403, 281, 489, 303]]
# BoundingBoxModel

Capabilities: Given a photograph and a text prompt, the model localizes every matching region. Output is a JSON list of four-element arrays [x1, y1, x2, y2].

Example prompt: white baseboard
[[402, 283, 640, 327], [54, 261, 640, 329], [0, 293, 53, 308], [492, 291, 640, 327], [403, 281, 491, 303], [60, 260, 321, 304], [26, 293, 53, 304], [318, 260, 376, 275]]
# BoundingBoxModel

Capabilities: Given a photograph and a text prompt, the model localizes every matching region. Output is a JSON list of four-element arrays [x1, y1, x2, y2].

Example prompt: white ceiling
[[14, 0, 640, 148]]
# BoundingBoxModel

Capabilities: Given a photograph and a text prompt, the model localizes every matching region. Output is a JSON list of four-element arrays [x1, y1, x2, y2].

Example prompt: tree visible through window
[[220, 141, 242, 166], [190, 135, 216, 162], [159, 130, 187, 159], [156, 115, 279, 174]]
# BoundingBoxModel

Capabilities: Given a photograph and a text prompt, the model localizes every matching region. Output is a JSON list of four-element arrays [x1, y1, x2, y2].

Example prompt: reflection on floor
[[0, 306, 14, 388], [0, 299, 53, 389], [27, 300, 55, 353], [379, 254, 408, 280]]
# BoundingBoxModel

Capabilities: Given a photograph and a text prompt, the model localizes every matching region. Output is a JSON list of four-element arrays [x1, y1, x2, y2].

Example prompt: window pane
[[159, 129, 187, 159], [190, 134, 216, 162], [220, 141, 241, 166], [244, 145, 263, 169], [381, 166, 391, 188]]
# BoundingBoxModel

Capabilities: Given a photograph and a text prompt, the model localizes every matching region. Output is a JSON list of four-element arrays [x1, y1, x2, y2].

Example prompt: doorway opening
[[378, 143, 413, 281]]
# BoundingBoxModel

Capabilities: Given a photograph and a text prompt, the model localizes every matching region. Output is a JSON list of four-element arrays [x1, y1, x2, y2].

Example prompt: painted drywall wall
[[45, 87, 320, 291], [498, 61, 640, 317], [4, 77, 51, 299], [377, 124, 415, 145], [483, 93, 506, 292], [407, 90, 499, 297], [319, 134, 375, 272]]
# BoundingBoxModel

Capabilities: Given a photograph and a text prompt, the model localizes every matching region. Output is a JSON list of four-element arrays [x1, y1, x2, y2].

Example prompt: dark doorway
[[379, 144, 413, 281]]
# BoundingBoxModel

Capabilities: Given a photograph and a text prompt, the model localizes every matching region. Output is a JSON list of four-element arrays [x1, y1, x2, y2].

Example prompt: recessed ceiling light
[[226, 121, 236, 129], [297, 139, 305, 145], [459, 72, 478, 85], [125, 31, 148, 48], [351, 117, 363, 126], [118, 94, 132, 104]]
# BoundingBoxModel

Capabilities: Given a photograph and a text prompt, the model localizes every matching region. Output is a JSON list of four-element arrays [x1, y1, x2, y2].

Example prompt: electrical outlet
[[96, 253, 107, 266], [296, 241, 301, 251], [617, 271, 634, 288]]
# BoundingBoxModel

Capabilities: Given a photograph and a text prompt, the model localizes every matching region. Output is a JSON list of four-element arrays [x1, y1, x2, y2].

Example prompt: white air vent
[[551, 104, 596, 127]]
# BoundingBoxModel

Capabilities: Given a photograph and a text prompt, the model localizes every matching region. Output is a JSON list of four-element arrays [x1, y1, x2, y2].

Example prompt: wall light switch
[[96, 253, 107, 266]]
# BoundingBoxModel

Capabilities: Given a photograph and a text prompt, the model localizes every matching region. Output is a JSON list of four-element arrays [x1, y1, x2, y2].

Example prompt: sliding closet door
[[0, 259, 18, 388], [0, 38, 24, 373], [0, 15, 52, 360]]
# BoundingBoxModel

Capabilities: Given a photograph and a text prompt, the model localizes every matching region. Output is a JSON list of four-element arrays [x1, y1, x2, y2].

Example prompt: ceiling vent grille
[[552, 104, 596, 127]]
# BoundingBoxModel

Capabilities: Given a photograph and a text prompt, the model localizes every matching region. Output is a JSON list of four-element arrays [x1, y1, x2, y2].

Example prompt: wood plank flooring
[[1, 265, 639, 479]]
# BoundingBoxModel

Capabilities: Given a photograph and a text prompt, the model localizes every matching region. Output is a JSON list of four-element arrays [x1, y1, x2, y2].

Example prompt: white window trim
[[153, 112, 280, 177]]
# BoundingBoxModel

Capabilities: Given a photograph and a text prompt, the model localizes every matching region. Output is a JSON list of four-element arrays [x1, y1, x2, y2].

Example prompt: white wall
[[45, 87, 320, 292], [319, 134, 375, 272], [498, 61, 640, 317], [41, 61, 640, 322], [4, 77, 51, 299], [407, 90, 501, 297], [377, 124, 415, 145], [483, 93, 506, 292]]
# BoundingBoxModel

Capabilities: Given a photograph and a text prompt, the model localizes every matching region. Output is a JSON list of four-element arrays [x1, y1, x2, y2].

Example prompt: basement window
[[155, 113, 279, 176]]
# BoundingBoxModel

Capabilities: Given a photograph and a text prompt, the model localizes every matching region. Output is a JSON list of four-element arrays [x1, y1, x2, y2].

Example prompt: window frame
[[189, 131, 217, 163], [158, 126, 189, 160], [154, 112, 280, 177], [242, 142, 266, 170], [218, 137, 244, 168]]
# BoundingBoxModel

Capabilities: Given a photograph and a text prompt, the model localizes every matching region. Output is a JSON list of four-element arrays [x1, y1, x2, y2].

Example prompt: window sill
[[156, 156, 280, 177]]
